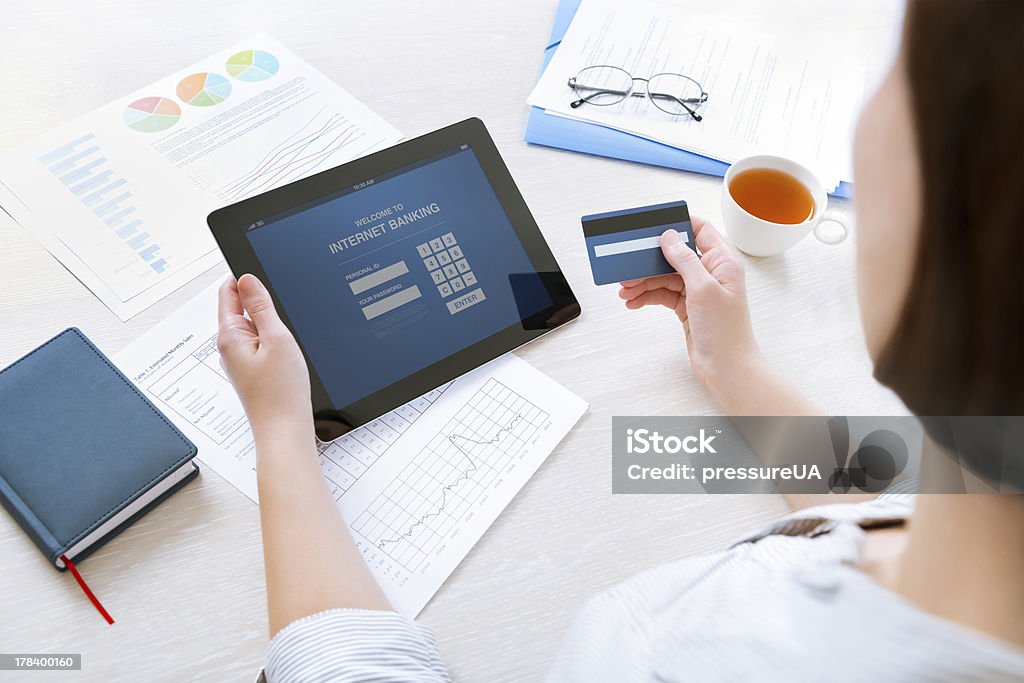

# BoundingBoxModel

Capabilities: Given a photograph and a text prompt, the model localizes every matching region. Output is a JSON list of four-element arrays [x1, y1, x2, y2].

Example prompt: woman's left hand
[[216, 274, 312, 436]]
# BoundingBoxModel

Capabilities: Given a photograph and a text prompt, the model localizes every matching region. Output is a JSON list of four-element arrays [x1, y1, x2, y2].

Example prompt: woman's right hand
[[618, 217, 763, 398]]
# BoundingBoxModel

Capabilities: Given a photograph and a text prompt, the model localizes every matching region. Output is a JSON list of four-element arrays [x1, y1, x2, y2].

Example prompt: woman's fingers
[[218, 276, 243, 322], [624, 288, 683, 311], [661, 229, 714, 290], [619, 274, 683, 290], [618, 284, 641, 301], [217, 277, 255, 335], [237, 274, 290, 342], [217, 277, 257, 359], [691, 216, 729, 254], [687, 217, 746, 288], [618, 274, 684, 299]]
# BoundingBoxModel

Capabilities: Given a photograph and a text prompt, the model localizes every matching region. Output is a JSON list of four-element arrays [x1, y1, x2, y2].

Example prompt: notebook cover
[[0, 328, 199, 570]]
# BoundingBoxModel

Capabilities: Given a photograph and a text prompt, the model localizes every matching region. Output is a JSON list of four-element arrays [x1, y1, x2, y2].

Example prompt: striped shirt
[[261, 496, 1024, 682]]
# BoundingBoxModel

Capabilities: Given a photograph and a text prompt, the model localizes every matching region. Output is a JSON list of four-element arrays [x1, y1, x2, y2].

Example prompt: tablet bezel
[[208, 118, 580, 440]]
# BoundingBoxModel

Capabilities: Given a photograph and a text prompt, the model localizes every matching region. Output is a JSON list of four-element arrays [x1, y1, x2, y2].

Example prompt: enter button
[[446, 287, 486, 315]]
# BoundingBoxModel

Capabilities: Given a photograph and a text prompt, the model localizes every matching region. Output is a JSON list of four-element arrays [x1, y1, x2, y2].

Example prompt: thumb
[[661, 229, 711, 288], [237, 274, 289, 340]]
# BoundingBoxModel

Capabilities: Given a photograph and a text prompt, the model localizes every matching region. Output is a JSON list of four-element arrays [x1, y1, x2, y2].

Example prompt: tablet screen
[[244, 143, 552, 408]]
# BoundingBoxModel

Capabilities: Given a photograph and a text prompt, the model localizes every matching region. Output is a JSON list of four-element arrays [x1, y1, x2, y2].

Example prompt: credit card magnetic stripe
[[581, 200, 690, 237]]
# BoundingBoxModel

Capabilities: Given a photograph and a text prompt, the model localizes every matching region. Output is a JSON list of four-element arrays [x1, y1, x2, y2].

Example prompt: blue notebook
[[0, 328, 198, 574], [524, 0, 854, 199]]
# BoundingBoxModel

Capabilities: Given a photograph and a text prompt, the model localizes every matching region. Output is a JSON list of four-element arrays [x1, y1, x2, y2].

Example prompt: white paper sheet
[[0, 35, 401, 320], [527, 0, 864, 190], [114, 281, 587, 615]]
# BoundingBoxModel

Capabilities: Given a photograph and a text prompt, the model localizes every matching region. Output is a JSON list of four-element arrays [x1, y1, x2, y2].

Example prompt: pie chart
[[226, 49, 280, 82], [123, 96, 181, 133], [176, 72, 232, 106]]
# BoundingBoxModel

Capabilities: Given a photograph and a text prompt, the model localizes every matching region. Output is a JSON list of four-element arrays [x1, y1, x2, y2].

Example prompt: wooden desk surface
[[0, 1, 903, 679]]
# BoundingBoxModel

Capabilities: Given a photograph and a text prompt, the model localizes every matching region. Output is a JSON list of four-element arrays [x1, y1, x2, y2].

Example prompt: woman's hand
[[217, 274, 312, 438], [618, 217, 763, 397], [218, 275, 392, 630]]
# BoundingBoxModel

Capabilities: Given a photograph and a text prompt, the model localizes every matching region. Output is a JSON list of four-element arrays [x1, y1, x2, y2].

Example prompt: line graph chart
[[220, 106, 363, 200], [353, 379, 549, 572]]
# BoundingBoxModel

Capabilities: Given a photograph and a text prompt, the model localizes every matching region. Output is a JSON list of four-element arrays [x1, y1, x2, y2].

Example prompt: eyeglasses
[[567, 65, 708, 121]]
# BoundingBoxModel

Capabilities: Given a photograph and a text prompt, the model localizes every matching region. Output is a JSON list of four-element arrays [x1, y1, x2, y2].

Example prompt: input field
[[348, 260, 410, 295], [361, 285, 422, 320], [593, 232, 687, 257]]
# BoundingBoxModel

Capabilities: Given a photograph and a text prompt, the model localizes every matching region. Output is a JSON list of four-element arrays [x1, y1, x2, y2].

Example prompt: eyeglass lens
[[571, 65, 634, 105], [646, 73, 705, 116]]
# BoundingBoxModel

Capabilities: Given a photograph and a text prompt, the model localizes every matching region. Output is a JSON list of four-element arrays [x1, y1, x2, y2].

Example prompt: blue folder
[[524, 0, 853, 199]]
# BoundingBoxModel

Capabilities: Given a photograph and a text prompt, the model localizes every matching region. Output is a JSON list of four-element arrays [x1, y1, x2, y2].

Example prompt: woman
[[218, 1, 1023, 680]]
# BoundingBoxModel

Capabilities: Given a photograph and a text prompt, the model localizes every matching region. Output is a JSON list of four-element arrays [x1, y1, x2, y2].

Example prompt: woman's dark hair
[[874, 0, 1024, 417]]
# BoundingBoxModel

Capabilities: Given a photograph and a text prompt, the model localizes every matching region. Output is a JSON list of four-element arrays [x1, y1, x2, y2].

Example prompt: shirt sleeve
[[262, 608, 452, 683]]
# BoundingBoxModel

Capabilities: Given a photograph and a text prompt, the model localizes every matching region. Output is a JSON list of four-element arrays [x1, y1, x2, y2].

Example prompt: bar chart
[[37, 133, 168, 273]]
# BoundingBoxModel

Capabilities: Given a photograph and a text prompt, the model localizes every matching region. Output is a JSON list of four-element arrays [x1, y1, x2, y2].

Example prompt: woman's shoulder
[[586, 495, 914, 610], [547, 495, 1024, 682]]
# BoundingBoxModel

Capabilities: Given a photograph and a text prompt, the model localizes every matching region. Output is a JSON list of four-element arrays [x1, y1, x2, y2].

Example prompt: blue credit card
[[582, 200, 695, 285]]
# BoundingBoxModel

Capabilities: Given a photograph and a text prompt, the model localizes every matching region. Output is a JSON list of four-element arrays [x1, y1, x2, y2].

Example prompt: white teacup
[[721, 155, 849, 257]]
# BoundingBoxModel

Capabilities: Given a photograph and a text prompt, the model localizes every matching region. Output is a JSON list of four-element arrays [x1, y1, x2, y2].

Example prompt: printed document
[[527, 0, 864, 190], [114, 281, 587, 615], [0, 35, 401, 320]]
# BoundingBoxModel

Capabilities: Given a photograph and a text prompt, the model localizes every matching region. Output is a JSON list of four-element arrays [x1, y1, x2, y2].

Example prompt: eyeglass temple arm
[[648, 91, 707, 121]]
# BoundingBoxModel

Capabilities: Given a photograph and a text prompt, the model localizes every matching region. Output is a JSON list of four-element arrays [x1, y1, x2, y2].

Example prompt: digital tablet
[[208, 118, 580, 440]]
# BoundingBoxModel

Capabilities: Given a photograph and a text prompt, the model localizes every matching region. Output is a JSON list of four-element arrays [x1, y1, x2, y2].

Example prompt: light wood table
[[0, 1, 904, 680]]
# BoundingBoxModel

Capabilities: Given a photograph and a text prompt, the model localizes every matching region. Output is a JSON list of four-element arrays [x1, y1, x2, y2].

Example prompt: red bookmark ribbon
[[60, 554, 114, 625]]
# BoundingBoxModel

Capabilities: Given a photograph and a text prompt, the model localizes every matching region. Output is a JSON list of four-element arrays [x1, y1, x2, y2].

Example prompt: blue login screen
[[246, 145, 550, 408]]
